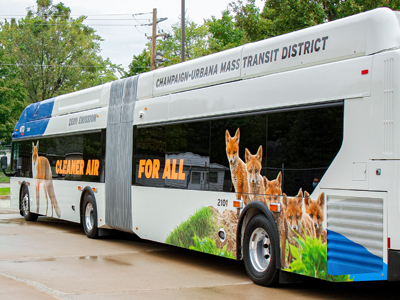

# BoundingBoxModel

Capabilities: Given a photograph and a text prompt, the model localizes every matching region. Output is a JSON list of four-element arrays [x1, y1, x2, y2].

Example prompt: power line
[[0, 13, 153, 17], [7, 23, 155, 26], [0, 63, 108, 68], [0, 63, 149, 69], [2, 17, 153, 21]]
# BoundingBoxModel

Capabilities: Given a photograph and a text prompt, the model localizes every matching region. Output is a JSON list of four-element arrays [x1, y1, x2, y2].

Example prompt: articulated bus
[[4, 8, 400, 286]]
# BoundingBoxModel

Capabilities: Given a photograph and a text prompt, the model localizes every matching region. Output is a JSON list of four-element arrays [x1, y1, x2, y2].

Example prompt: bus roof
[[137, 7, 400, 99]]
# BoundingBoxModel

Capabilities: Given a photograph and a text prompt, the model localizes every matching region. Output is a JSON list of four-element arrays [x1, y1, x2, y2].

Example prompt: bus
[[3, 7, 400, 287]]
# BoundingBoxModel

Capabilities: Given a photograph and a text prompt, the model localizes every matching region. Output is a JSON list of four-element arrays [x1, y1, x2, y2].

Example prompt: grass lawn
[[0, 172, 10, 183], [0, 187, 10, 196]]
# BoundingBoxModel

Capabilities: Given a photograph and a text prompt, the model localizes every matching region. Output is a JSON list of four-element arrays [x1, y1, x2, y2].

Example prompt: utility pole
[[181, 0, 185, 62], [151, 8, 157, 70], [147, 8, 168, 70]]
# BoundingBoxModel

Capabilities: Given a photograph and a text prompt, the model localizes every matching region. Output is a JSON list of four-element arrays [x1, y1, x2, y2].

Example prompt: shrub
[[285, 234, 353, 282], [190, 235, 235, 259], [165, 207, 216, 248]]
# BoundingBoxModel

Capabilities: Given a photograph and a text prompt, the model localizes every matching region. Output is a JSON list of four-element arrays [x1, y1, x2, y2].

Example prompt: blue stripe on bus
[[27, 98, 55, 121], [13, 98, 55, 139], [327, 230, 387, 280]]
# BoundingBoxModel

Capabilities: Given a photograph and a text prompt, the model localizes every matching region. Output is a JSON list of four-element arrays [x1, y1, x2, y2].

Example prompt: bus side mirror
[[1, 156, 7, 170], [1, 156, 16, 177]]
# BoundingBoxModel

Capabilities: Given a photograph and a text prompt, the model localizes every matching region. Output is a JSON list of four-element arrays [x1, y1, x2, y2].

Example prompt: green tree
[[230, 0, 272, 42], [205, 10, 245, 54], [0, 0, 122, 103], [261, 0, 325, 37], [161, 19, 209, 64], [126, 48, 151, 76], [207, 0, 400, 46], [261, 0, 400, 37], [0, 51, 27, 143]]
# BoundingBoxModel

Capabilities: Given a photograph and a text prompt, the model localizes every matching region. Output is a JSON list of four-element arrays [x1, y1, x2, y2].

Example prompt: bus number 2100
[[217, 199, 228, 207]]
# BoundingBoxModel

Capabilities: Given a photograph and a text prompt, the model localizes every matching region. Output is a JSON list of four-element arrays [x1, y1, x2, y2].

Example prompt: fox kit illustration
[[245, 146, 266, 203], [283, 189, 316, 263], [225, 129, 250, 206], [304, 191, 327, 243], [264, 171, 282, 207], [263, 172, 287, 268], [32, 141, 61, 218]]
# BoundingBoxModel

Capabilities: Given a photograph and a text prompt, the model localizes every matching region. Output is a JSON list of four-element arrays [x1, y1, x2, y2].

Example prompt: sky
[[2, 0, 264, 73]]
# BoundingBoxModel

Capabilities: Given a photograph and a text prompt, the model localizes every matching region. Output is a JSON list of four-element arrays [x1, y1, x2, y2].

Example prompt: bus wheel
[[20, 185, 38, 222], [82, 194, 99, 239], [243, 214, 279, 286]]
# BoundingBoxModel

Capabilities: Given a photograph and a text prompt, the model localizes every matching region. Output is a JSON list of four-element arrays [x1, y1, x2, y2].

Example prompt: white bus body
[[8, 8, 400, 285]]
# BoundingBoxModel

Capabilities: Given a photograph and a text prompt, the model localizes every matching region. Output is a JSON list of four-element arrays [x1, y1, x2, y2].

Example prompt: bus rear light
[[92, 187, 98, 193], [26, 182, 30, 186], [233, 200, 243, 209], [270, 203, 281, 213], [388, 237, 391, 249], [78, 186, 83, 191], [361, 69, 369, 75], [18, 181, 21, 185]]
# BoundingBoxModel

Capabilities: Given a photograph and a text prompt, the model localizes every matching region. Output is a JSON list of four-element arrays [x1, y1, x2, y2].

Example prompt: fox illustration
[[32, 141, 61, 218], [263, 172, 287, 268], [283, 189, 316, 263], [245, 146, 266, 204], [304, 191, 327, 243], [225, 129, 250, 206], [264, 171, 282, 208]]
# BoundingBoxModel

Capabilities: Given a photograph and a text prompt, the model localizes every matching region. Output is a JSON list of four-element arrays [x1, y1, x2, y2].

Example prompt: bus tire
[[20, 185, 38, 222], [82, 194, 99, 239], [243, 214, 279, 287]]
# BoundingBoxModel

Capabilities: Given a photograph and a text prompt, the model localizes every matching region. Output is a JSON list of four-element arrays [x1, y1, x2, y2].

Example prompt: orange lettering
[[66, 160, 71, 175], [178, 159, 186, 180], [138, 159, 146, 178], [91, 159, 95, 175], [152, 159, 160, 178], [80, 160, 85, 175], [75, 160, 80, 175], [70, 160, 75, 175], [63, 160, 67, 175], [93, 160, 99, 176], [145, 159, 152, 178], [171, 159, 178, 180], [162, 159, 171, 179], [56, 160, 61, 174], [86, 160, 92, 175]]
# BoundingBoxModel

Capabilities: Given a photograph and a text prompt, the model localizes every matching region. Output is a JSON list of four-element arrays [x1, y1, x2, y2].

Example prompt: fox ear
[[318, 192, 325, 207], [276, 171, 282, 187], [245, 148, 251, 163], [234, 128, 240, 143], [263, 176, 269, 188], [296, 188, 303, 207], [225, 130, 231, 145], [304, 191, 310, 207], [256, 145, 263, 161]]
